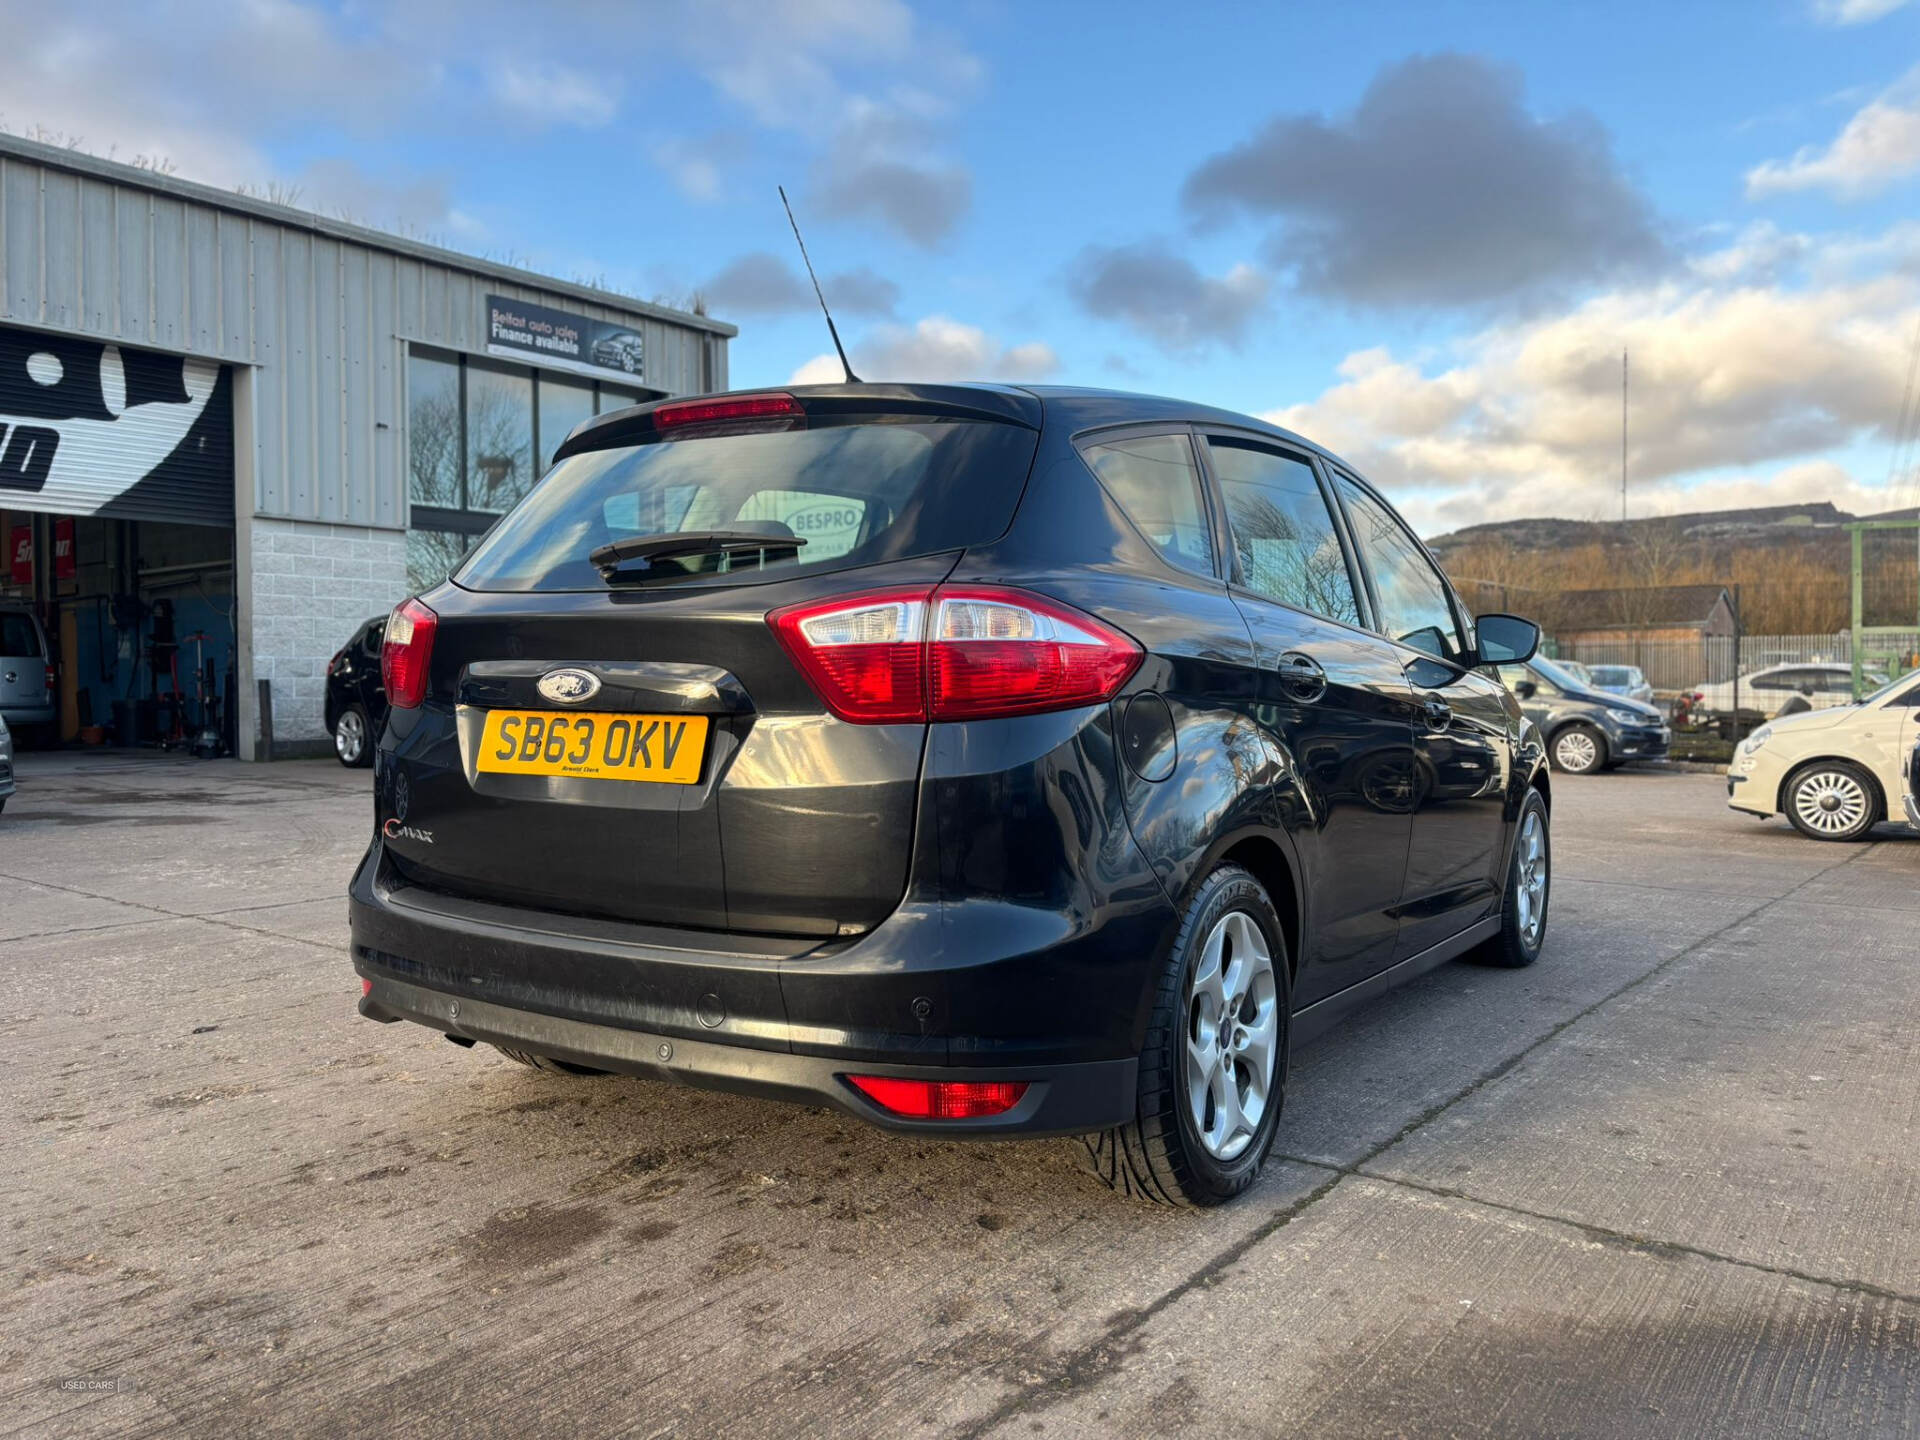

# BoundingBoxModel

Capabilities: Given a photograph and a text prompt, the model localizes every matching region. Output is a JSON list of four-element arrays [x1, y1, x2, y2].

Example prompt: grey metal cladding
[[0, 136, 731, 531]]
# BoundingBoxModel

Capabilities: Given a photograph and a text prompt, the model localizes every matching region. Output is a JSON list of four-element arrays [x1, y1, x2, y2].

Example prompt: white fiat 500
[[1727, 670, 1920, 841]]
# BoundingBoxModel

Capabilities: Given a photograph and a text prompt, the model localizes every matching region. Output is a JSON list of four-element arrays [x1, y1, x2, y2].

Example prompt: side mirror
[[1474, 613, 1541, 665], [1513, 679, 1538, 700]]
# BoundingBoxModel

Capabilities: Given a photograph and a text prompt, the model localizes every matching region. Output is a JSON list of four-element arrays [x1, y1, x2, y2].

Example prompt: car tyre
[[493, 1045, 608, 1076], [333, 703, 374, 768], [1472, 787, 1551, 968], [1080, 863, 1289, 1207], [1550, 723, 1607, 775], [1783, 760, 1880, 843]]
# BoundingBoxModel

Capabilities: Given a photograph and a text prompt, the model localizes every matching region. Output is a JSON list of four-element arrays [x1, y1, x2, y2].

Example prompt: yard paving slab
[[1, 752, 1915, 1437]]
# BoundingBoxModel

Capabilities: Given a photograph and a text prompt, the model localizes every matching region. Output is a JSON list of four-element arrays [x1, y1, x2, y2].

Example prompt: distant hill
[[1427, 502, 1918, 560], [1428, 502, 1920, 636]]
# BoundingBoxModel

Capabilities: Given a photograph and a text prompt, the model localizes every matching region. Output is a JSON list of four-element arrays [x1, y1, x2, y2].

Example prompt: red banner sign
[[53, 517, 75, 579], [8, 527, 30, 586]]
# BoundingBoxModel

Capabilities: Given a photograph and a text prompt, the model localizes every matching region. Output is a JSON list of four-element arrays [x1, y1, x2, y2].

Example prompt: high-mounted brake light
[[846, 1075, 1029, 1120], [653, 392, 802, 433], [768, 585, 1142, 724], [380, 598, 438, 709]]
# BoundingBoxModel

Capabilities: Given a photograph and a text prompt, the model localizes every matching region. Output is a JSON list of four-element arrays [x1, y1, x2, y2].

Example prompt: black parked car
[[326, 616, 386, 767], [351, 384, 1551, 1206]]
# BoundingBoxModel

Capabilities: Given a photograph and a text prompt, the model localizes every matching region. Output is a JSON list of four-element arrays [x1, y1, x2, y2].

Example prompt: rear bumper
[[358, 972, 1136, 1137], [0, 700, 54, 727], [349, 836, 1168, 1136]]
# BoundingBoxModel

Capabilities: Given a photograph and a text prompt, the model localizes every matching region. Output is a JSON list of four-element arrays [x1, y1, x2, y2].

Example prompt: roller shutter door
[[0, 324, 233, 526]]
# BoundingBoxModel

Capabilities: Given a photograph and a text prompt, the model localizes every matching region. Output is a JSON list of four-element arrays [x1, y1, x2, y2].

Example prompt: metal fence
[[1546, 632, 1920, 696]]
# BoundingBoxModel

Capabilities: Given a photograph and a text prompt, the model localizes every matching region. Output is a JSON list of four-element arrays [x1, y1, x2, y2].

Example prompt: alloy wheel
[[1184, 910, 1280, 1161], [1793, 770, 1869, 836], [1555, 730, 1599, 773], [335, 710, 366, 764], [1515, 808, 1548, 947]]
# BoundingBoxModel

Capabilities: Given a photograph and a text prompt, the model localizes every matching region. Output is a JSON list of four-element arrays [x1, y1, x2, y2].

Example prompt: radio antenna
[[779, 185, 859, 384]]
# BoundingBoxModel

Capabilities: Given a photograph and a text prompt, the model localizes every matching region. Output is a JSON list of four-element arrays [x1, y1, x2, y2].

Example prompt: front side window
[[1207, 438, 1361, 627], [1334, 473, 1462, 660], [1080, 432, 1215, 579], [1500, 663, 1560, 697]]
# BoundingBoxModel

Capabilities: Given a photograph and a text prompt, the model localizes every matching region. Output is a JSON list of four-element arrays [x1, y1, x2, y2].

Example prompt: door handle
[[1277, 651, 1328, 702], [1423, 697, 1452, 729]]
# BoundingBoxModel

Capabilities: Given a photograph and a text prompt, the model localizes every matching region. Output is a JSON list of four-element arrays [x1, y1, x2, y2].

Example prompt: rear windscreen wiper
[[589, 527, 807, 581]]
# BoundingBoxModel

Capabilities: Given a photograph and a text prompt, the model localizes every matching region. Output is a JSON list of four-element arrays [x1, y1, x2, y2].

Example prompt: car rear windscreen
[[454, 415, 1039, 592]]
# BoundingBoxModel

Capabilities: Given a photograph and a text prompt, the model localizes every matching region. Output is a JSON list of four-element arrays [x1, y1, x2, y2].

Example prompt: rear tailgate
[[379, 389, 1041, 940]]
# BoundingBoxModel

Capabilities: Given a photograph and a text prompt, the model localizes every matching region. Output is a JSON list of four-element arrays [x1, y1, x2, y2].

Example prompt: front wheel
[[1550, 723, 1607, 775], [1784, 761, 1879, 842], [1081, 864, 1290, 1206]]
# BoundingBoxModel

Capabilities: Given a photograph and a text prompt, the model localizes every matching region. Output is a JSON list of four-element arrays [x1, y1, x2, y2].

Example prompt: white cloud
[[487, 58, 619, 129], [1747, 65, 1920, 199], [1264, 230, 1920, 534], [789, 316, 1059, 384], [1810, 0, 1911, 23]]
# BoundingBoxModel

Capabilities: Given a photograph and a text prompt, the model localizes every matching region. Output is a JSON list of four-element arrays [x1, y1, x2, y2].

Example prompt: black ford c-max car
[[351, 383, 1551, 1206]]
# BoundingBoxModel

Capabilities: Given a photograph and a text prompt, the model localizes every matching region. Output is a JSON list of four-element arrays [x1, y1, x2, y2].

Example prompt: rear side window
[[457, 416, 1038, 592], [1333, 474, 1463, 661], [1079, 433, 1215, 578], [1206, 437, 1361, 628], [0, 613, 41, 657]]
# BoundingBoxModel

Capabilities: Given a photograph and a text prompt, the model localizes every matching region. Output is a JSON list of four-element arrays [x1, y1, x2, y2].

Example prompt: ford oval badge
[[537, 668, 602, 705]]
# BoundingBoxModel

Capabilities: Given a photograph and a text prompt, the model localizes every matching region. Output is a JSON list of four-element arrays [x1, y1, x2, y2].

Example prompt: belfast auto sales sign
[[485, 296, 648, 386]]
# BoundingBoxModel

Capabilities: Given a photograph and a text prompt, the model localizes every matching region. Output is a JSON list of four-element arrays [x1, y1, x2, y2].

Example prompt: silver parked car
[[1587, 664, 1655, 705], [0, 605, 55, 732], [0, 712, 14, 814]]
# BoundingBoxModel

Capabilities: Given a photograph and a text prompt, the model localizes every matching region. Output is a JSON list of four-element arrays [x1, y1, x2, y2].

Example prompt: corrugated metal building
[[0, 133, 734, 758]]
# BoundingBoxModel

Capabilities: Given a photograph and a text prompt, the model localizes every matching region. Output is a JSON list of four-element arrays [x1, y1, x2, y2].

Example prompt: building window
[[405, 346, 656, 592], [406, 352, 461, 509], [539, 375, 595, 469]]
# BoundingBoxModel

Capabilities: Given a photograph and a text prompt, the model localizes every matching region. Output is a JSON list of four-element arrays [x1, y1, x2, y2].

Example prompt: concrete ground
[[2, 753, 1916, 1439]]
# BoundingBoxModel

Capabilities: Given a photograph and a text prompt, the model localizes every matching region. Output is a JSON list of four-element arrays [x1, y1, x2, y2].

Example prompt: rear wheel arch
[[1218, 835, 1300, 983]]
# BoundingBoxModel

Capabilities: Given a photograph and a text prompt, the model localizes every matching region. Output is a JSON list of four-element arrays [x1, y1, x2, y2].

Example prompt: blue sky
[[5, 0, 1919, 534]]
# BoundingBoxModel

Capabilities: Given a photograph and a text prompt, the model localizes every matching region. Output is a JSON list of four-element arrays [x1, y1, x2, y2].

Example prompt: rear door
[[1328, 470, 1512, 962], [0, 610, 48, 715], [1198, 431, 1417, 1004], [383, 396, 1040, 939]]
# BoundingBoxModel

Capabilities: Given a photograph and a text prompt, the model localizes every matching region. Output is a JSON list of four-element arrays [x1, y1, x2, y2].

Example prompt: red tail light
[[846, 1075, 1029, 1119], [769, 586, 1142, 724], [380, 598, 437, 709]]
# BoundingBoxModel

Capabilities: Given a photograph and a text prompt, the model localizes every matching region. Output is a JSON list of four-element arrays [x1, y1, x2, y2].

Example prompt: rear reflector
[[769, 585, 1141, 724], [380, 598, 438, 709], [846, 1075, 1029, 1120], [361, 978, 373, 997], [653, 392, 802, 434]]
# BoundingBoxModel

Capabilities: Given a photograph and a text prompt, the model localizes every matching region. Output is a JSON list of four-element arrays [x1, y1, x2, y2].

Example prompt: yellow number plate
[[476, 710, 709, 784]]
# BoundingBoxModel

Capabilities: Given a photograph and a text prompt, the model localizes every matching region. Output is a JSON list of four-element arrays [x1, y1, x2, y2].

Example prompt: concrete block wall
[[249, 517, 408, 752]]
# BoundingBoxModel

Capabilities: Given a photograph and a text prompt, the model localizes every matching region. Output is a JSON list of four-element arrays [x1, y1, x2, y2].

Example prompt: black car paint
[[352, 383, 1549, 1136], [325, 616, 387, 738]]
